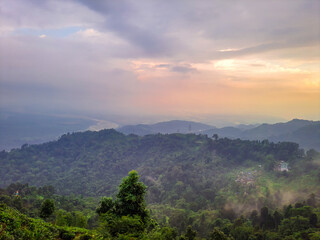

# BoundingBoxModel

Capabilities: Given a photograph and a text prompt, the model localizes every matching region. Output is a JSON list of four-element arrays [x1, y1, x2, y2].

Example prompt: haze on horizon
[[0, 0, 319, 126]]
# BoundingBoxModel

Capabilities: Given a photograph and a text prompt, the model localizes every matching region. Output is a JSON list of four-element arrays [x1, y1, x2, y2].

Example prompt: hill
[[201, 119, 320, 151], [0, 130, 319, 205], [270, 123, 320, 150], [0, 129, 320, 237], [240, 119, 318, 139], [117, 119, 320, 151], [117, 120, 214, 135]]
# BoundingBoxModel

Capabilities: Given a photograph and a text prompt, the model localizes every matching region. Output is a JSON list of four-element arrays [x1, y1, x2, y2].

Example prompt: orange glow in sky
[[0, 0, 319, 123]]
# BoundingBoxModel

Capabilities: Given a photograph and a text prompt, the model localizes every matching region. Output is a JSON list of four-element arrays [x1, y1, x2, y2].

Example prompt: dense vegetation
[[1, 171, 319, 239], [1, 129, 320, 238], [0, 129, 310, 196], [0, 202, 96, 240]]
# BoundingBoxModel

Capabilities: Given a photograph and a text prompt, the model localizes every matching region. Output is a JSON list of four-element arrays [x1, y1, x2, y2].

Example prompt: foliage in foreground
[[0, 203, 94, 240], [1, 170, 320, 239], [95, 171, 320, 239]]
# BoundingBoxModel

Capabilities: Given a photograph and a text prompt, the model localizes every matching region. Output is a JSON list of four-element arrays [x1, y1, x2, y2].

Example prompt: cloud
[[0, 0, 319, 123], [171, 64, 197, 73], [75, 0, 319, 60], [2, 0, 319, 60], [155, 64, 171, 69], [73, 0, 179, 56], [153, 63, 197, 73]]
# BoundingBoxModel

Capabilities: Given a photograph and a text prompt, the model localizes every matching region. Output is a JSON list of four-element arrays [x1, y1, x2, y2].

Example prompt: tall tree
[[309, 213, 318, 228], [97, 170, 150, 238], [115, 170, 149, 222], [273, 210, 282, 229]]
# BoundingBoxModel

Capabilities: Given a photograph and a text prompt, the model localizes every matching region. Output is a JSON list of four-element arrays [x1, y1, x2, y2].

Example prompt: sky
[[0, 0, 319, 126]]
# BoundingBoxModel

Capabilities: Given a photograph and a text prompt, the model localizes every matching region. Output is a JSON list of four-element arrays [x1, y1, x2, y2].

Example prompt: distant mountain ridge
[[232, 119, 320, 150], [239, 119, 317, 139], [1, 113, 318, 151], [118, 119, 320, 150], [117, 120, 214, 135]]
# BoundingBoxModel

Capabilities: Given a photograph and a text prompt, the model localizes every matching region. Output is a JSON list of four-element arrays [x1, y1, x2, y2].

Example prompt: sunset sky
[[0, 0, 319, 125]]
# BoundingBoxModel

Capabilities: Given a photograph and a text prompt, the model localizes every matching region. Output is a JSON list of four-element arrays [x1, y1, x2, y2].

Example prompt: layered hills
[[118, 119, 320, 151]]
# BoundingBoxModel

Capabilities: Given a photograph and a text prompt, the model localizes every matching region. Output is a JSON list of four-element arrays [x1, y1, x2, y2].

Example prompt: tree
[[264, 155, 276, 171], [260, 207, 268, 228], [185, 225, 197, 240], [309, 213, 318, 228], [284, 204, 292, 218], [279, 216, 310, 236], [209, 228, 229, 240], [306, 149, 318, 161], [97, 170, 150, 237], [39, 199, 55, 219], [294, 202, 303, 208], [96, 197, 114, 215], [249, 210, 259, 227], [74, 211, 87, 228], [115, 170, 149, 222], [148, 226, 178, 240], [260, 207, 274, 229], [273, 210, 283, 229], [307, 193, 316, 207], [212, 134, 219, 141], [231, 225, 254, 240]]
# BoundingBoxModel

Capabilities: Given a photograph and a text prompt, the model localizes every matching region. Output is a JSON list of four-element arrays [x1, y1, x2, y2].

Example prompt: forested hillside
[[1, 129, 320, 238], [0, 129, 314, 196]]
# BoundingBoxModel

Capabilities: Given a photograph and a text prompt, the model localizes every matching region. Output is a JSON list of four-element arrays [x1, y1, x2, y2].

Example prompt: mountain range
[[117, 120, 214, 135], [117, 119, 320, 151], [1, 111, 319, 152]]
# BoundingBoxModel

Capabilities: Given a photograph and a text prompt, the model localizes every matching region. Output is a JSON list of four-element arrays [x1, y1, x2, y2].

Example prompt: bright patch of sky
[[0, 0, 319, 125], [12, 26, 82, 38]]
